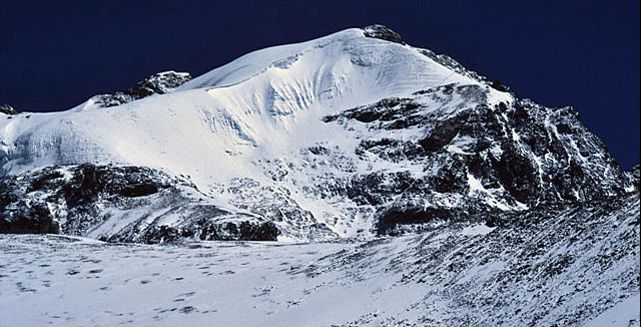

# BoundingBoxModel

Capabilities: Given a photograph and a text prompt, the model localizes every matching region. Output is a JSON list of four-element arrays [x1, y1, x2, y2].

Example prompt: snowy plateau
[[0, 25, 639, 326]]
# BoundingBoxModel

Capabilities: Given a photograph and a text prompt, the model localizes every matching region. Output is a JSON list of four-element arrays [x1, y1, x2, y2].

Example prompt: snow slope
[[1, 195, 638, 326], [0, 26, 520, 240], [0, 27, 504, 186]]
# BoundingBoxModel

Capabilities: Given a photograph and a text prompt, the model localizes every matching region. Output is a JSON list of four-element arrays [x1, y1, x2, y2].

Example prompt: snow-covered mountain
[[0, 26, 492, 184], [1, 25, 635, 243], [1, 24, 639, 327]]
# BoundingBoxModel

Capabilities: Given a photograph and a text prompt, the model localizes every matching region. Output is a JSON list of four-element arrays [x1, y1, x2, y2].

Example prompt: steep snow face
[[178, 28, 480, 95], [0, 28, 501, 182]]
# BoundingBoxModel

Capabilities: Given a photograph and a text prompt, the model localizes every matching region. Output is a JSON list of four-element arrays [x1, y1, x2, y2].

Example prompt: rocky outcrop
[[0, 164, 282, 243], [322, 84, 630, 234], [0, 104, 18, 115], [362, 24, 405, 44], [92, 71, 192, 107], [624, 164, 640, 193]]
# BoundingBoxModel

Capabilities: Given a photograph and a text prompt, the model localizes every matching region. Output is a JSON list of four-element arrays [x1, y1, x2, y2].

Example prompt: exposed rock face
[[92, 71, 192, 107], [0, 164, 280, 243], [321, 84, 630, 234], [625, 164, 640, 192], [0, 104, 18, 115], [362, 24, 405, 44]]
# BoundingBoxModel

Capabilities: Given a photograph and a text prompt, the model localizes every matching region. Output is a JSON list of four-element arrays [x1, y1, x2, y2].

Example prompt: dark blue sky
[[0, 0, 639, 168]]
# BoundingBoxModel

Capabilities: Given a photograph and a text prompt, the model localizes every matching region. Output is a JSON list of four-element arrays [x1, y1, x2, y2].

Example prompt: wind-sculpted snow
[[0, 195, 638, 326], [0, 26, 489, 180]]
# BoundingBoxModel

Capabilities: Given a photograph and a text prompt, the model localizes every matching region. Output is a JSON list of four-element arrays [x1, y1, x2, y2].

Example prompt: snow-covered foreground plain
[[1, 197, 639, 327]]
